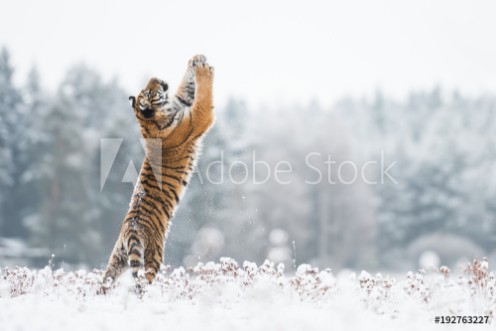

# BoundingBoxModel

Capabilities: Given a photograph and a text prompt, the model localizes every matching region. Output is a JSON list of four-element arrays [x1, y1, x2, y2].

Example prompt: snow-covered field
[[0, 258, 494, 331]]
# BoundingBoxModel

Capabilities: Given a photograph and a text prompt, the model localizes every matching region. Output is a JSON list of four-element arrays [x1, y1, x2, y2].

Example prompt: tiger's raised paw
[[189, 54, 207, 68], [195, 62, 214, 83]]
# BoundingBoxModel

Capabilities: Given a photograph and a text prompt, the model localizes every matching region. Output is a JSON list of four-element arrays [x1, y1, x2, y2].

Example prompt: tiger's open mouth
[[140, 107, 155, 118]]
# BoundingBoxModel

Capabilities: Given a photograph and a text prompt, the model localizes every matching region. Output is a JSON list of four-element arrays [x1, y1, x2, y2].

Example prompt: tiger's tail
[[126, 235, 144, 278]]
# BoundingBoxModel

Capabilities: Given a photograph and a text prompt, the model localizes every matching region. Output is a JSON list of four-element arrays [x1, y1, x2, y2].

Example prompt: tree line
[[1, 47, 495, 271]]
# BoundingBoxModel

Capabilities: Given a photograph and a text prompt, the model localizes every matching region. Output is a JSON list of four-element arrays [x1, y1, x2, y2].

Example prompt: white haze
[[2, 0, 496, 107]]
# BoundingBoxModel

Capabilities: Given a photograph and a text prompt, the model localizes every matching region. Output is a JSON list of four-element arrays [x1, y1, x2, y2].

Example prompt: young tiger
[[102, 55, 214, 286]]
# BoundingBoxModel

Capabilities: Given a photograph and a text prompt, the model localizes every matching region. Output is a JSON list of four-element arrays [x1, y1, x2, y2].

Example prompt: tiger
[[101, 54, 214, 288]]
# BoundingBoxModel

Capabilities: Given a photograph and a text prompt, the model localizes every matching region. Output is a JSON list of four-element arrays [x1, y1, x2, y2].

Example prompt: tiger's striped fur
[[102, 55, 214, 286]]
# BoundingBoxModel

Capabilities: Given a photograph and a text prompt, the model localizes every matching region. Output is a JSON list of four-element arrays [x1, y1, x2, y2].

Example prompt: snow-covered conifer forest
[[1, 48, 495, 272]]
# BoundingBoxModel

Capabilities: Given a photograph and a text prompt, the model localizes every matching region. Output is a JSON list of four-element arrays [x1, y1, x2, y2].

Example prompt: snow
[[0, 258, 494, 331]]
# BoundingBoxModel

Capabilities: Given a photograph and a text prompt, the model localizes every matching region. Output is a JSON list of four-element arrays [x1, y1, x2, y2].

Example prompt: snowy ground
[[0, 258, 494, 331]]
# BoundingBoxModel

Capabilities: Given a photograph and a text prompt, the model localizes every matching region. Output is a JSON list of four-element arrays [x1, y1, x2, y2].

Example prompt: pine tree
[[0, 48, 30, 238], [27, 66, 127, 267]]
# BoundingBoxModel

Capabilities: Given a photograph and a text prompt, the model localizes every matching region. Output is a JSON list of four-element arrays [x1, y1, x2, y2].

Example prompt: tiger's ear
[[159, 80, 168, 92], [129, 96, 136, 108]]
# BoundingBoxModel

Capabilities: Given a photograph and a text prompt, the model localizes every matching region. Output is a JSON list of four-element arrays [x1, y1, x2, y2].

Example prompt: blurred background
[[1, 0, 496, 272]]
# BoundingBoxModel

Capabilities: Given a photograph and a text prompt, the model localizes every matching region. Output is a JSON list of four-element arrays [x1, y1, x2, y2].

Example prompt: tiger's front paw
[[188, 54, 207, 69], [194, 61, 214, 85]]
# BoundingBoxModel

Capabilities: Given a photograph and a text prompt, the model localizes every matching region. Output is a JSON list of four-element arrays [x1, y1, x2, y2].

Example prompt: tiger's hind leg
[[144, 242, 164, 284], [122, 232, 149, 296], [98, 239, 127, 294]]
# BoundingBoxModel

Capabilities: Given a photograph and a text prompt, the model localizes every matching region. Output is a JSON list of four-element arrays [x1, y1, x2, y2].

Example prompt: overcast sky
[[2, 0, 496, 107]]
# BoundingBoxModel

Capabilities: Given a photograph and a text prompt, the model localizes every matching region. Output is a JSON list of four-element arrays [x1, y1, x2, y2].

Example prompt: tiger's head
[[129, 77, 171, 121]]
